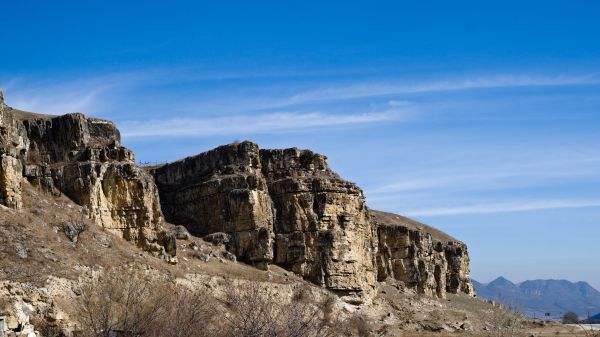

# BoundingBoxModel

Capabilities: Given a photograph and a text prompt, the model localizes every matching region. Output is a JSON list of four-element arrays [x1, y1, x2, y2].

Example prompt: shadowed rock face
[[152, 142, 275, 265], [0, 96, 163, 248]]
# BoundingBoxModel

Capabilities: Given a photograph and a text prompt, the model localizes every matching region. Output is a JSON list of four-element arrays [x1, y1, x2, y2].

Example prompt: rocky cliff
[[372, 211, 474, 298], [152, 142, 378, 303], [0, 92, 27, 209], [0, 93, 164, 249], [152, 141, 474, 302], [260, 148, 377, 301], [151, 142, 274, 266], [1, 91, 474, 303]]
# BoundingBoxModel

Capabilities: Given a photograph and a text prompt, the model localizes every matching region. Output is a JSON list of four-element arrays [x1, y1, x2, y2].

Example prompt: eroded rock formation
[[152, 142, 378, 302], [260, 148, 378, 302], [1, 90, 475, 302], [0, 93, 27, 209], [152, 142, 274, 266], [0, 93, 163, 248], [373, 211, 475, 298]]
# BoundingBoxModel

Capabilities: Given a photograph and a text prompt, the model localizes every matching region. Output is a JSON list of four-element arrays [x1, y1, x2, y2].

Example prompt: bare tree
[[148, 287, 217, 337], [222, 283, 341, 337], [76, 269, 169, 337], [564, 312, 580, 324]]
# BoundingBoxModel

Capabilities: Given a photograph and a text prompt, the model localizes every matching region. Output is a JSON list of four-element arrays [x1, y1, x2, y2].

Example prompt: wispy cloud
[[404, 199, 600, 216], [120, 110, 399, 138], [368, 166, 600, 195], [4, 71, 598, 118], [281, 74, 600, 107]]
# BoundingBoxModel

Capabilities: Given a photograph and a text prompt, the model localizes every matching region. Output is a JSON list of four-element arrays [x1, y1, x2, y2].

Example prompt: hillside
[[474, 277, 600, 319]]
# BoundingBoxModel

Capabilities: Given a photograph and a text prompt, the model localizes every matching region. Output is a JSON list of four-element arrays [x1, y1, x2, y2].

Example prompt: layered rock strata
[[151, 142, 274, 266], [0, 93, 163, 248], [372, 211, 475, 298], [152, 142, 378, 302], [0, 92, 27, 209], [260, 148, 377, 301]]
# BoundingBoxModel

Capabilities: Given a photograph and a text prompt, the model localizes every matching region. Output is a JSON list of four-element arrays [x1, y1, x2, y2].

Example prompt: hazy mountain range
[[473, 277, 600, 320]]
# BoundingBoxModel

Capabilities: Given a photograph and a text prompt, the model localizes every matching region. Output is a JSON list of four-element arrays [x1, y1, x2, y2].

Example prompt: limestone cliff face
[[0, 93, 27, 209], [152, 142, 274, 265], [0, 94, 163, 248], [152, 142, 378, 302], [372, 211, 475, 298], [22, 114, 163, 247], [259, 148, 377, 302]]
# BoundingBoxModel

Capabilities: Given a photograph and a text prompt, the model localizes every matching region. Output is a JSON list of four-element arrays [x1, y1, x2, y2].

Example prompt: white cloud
[[404, 199, 600, 217], [120, 110, 399, 138], [281, 74, 599, 106]]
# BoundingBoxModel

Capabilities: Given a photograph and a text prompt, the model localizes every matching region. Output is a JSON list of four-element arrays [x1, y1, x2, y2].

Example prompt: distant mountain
[[474, 277, 600, 319], [585, 313, 600, 323]]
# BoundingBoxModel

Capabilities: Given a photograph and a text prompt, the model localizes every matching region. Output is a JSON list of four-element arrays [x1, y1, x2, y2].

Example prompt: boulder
[[169, 225, 191, 240]]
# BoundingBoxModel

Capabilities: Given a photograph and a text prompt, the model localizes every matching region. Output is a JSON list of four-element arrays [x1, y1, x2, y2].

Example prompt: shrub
[[562, 311, 579, 324]]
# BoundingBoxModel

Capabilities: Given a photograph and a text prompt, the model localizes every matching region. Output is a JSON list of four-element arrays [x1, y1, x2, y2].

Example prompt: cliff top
[[370, 209, 459, 243]]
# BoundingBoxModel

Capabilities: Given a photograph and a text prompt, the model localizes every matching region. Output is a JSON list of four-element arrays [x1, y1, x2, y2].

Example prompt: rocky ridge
[[0, 92, 474, 305]]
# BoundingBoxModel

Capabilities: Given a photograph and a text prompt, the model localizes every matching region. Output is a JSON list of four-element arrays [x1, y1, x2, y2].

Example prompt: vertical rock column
[[0, 92, 26, 209], [260, 148, 378, 303]]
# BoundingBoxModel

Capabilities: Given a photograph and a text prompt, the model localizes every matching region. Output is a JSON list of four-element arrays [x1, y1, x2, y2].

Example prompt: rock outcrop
[[152, 142, 378, 302], [260, 148, 377, 302], [152, 142, 274, 267], [0, 93, 27, 209], [0, 93, 163, 249], [372, 211, 475, 298]]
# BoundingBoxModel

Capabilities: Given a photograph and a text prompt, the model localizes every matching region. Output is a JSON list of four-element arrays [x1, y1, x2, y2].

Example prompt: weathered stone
[[21, 113, 163, 248], [0, 96, 28, 209], [152, 142, 274, 264], [0, 96, 164, 249], [158, 231, 177, 256], [260, 147, 378, 303], [169, 225, 191, 240], [374, 211, 474, 298], [152, 142, 378, 303], [0, 155, 23, 209], [203, 232, 232, 245]]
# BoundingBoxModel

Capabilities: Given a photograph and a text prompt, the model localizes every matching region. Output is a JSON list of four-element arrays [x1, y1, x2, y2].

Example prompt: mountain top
[[474, 277, 600, 318]]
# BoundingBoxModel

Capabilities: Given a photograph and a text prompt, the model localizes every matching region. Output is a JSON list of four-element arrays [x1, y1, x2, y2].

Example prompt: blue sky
[[2, 1, 600, 289]]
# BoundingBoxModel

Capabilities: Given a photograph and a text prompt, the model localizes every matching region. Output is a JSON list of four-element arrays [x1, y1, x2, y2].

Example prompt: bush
[[562, 311, 579, 324], [486, 307, 524, 337], [76, 269, 170, 337], [74, 269, 370, 337], [222, 283, 340, 337]]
